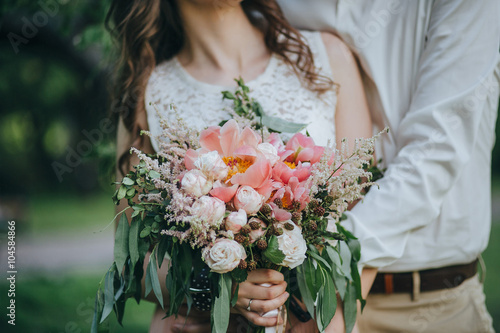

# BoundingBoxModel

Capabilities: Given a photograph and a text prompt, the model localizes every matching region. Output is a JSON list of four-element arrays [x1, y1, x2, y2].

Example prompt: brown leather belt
[[371, 260, 478, 294]]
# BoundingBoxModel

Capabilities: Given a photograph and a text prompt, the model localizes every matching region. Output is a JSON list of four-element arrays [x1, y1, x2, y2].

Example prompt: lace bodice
[[146, 31, 337, 151]]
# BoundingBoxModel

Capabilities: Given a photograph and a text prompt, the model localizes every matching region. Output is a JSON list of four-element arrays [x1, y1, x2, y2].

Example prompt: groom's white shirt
[[279, 0, 500, 271]]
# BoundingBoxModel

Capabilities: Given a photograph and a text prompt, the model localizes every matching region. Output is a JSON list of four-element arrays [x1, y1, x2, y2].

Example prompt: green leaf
[[304, 257, 321, 301], [262, 235, 285, 264], [122, 177, 134, 185], [126, 188, 136, 198], [231, 284, 239, 307], [339, 242, 353, 281], [149, 170, 161, 179], [296, 264, 316, 319], [230, 268, 248, 283], [91, 289, 107, 333], [114, 214, 130, 273], [221, 91, 235, 100], [261, 114, 308, 133], [316, 273, 337, 332], [308, 250, 332, 271], [344, 282, 358, 333], [252, 101, 264, 117], [100, 267, 116, 323], [117, 185, 127, 200], [145, 247, 164, 308], [140, 226, 151, 238], [156, 237, 171, 268], [347, 238, 361, 262], [211, 273, 232, 333], [128, 217, 140, 269]]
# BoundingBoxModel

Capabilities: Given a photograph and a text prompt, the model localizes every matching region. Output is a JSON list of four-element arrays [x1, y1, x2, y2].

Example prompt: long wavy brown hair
[[106, 0, 335, 175]]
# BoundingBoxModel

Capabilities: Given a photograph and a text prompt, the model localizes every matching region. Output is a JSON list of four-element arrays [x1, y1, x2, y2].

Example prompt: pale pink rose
[[191, 196, 226, 227], [181, 169, 213, 197], [277, 223, 307, 269], [203, 239, 247, 273], [248, 217, 266, 243], [225, 209, 248, 233], [234, 186, 264, 215], [285, 133, 324, 165], [325, 217, 338, 247], [194, 151, 229, 180], [257, 143, 280, 166]]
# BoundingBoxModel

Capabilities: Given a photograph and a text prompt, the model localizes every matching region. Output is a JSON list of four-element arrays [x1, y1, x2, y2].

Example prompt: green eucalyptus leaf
[[262, 235, 285, 264], [140, 226, 151, 238], [344, 282, 357, 333], [339, 242, 353, 281], [128, 217, 140, 268], [308, 250, 332, 271], [316, 274, 337, 332], [145, 247, 164, 308], [122, 177, 134, 186], [117, 185, 127, 201], [149, 170, 161, 179], [100, 266, 116, 323], [114, 214, 130, 273], [211, 273, 232, 333], [231, 284, 239, 307], [347, 238, 361, 262], [296, 264, 316, 319], [261, 114, 308, 133], [126, 188, 136, 198]]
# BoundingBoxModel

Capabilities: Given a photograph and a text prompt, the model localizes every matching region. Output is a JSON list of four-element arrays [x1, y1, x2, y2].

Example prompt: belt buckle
[[384, 273, 394, 294]]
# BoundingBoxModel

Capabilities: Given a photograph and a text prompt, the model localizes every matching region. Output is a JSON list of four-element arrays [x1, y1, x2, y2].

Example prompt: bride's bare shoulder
[[319, 32, 357, 70]]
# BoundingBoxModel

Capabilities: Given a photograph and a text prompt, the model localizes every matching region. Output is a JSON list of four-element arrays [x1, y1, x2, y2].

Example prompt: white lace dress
[[146, 30, 337, 152]]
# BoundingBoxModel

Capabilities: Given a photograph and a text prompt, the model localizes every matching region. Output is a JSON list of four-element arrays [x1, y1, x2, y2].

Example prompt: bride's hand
[[232, 269, 289, 327]]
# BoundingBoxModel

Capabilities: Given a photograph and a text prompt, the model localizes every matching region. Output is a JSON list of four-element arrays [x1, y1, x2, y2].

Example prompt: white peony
[[194, 151, 229, 180], [191, 196, 226, 227], [277, 222, 307, 269], [181, 169, 213, 197], [203, 239, 247, 273], [325, 217, 338, 247], [257, 143, 280, 166], [234, 186, 264, 215], [225, 209, 248, 233]]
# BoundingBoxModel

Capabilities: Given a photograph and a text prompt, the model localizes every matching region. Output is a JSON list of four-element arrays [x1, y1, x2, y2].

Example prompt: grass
[[0, 273, 156, 333]]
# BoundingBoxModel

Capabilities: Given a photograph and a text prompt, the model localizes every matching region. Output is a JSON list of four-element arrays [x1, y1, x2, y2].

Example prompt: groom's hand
[[232, 269, 289, 327]]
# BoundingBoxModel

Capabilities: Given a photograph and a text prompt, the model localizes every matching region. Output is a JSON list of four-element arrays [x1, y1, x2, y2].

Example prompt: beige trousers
[[358, 275, 494, 333]]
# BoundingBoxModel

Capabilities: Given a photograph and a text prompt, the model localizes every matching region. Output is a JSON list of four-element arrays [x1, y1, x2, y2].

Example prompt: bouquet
[[92, 80, 383, 333]]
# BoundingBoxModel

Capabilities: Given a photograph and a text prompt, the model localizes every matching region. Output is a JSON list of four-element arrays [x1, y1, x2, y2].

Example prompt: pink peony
[[285, 133, 324, 165]]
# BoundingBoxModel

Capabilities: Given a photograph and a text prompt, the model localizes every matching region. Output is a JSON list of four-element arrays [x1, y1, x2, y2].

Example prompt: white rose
[[234, 186, 264, 215], [194, 151, 229, 180], [277, 222, 307, 269], [191, 196, 226, 227], [257, 143, 280, 166], [203, 239, 247, 273], [181, 169, 213, 197], [325, 217, 338, 247], [225, 209, 248, 233]]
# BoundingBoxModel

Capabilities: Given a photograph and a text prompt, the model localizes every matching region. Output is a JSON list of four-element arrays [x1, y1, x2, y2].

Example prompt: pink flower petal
[[239, 127, 261, 148], [210, 183, 238, 203], [199, 127, 222, 153], [230, 159, 271, 189], [185, 149, 199, 170], [220, 120, 240, 156]]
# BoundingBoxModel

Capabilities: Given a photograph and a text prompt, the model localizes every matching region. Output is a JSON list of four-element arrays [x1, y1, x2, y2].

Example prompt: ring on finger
[[246, 298, 254, 312]]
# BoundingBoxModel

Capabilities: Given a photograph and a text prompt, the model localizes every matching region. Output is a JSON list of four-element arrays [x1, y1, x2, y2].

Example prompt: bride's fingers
[[235, 291, 289, 314], [237, 280, 287, 299], [246, 269, 285, 284]]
